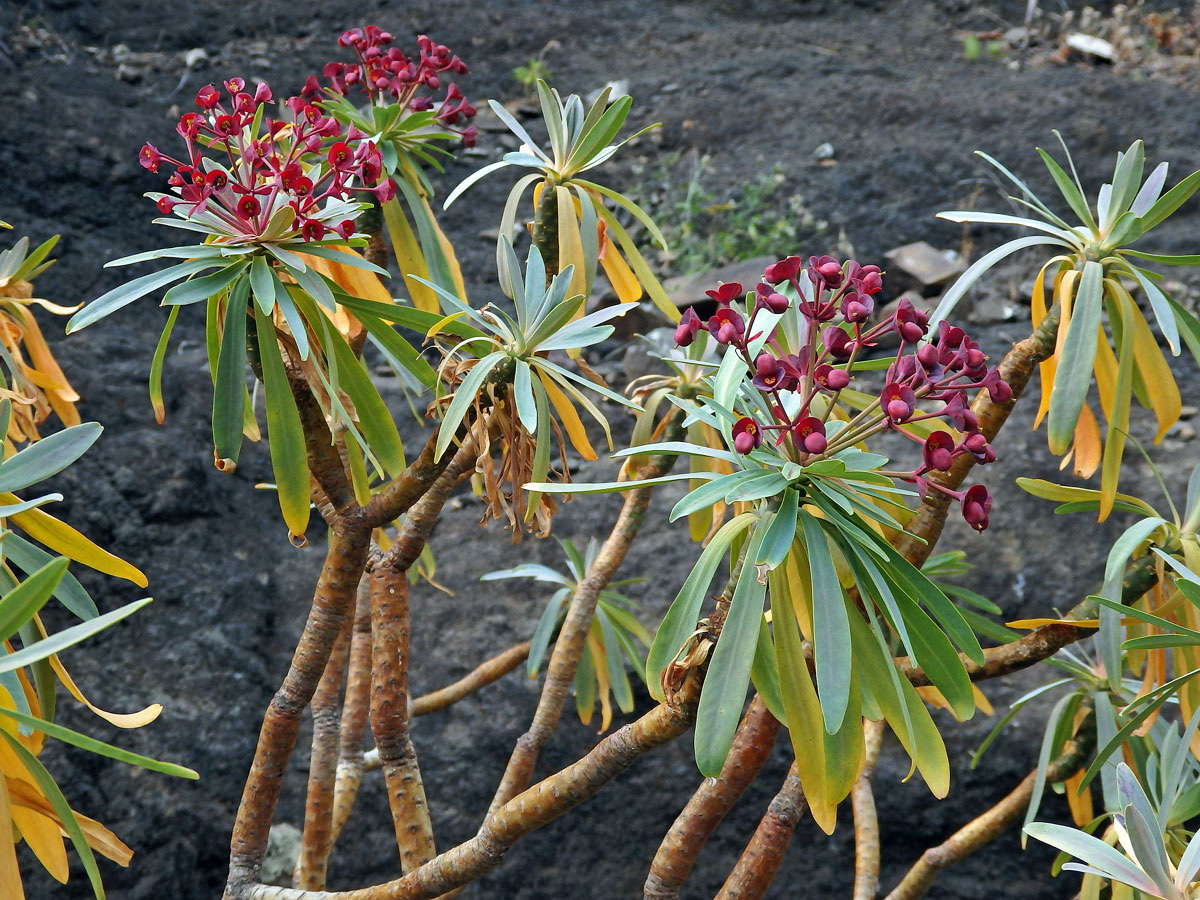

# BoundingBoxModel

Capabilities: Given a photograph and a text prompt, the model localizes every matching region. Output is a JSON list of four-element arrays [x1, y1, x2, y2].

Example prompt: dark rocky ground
[[3, 0, 1200, 897]]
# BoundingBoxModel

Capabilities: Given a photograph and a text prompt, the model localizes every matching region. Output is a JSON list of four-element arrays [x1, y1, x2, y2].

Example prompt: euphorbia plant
[[43, 22, 1200, 900]]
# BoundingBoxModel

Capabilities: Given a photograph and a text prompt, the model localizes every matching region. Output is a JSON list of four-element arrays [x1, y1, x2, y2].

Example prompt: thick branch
[[713, 762, 807, 900], [487, 453, 675, 815], [852, 719, 887, 900], [225, 521, 370, 897], [331, 576, 374, 848], [294, 608, 354, 889], [370, 564, 436, 874], [884, 722, 1094, 900], [291, 374, 356, 516], [643, 696, 780, 900], [893, 306, 1061, 567], [362, 430, 457, 531], [236, 672, 703, 900]]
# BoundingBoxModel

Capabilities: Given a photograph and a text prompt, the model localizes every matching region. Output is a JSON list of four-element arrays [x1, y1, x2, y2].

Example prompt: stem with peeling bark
[[884, 721, 1094, 900], [293, 609, 354, 889], [331, 576, 374, 848], [225, 521, 371, 896], [643, 696, 780, 900], [713, 762, 807, 900], [852, 719, 887, 900], [235, 671, 705, 900]]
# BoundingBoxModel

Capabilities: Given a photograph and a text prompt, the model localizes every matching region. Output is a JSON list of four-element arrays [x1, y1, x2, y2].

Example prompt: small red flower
[[752, 353, 787, 392], [237, 195, 261, 219], [334, 219, 356, 240], [328, 141, 354, 170], [763, 256, 802, 284], [754, 282, 789, 314], [732, 417, 763, 454], [960, 484, 992, 531], [205, 170, 228, 190], [704, 282, 743, 305], [674, 307, 702, 347], [792, 417, 827, 454], [894, 298, 929, 343], [923, 431, 955, 471], [808, 255, 844, 288], [196, 84, 220, 108], [882, 382, 916, 422], [139, 143, 165, 172], [813, 363, 849, 391], [156, 197, 178, 215], [707, 308, 744, 345], [213, 115, 239, 137], [301, 219, 326, 242]]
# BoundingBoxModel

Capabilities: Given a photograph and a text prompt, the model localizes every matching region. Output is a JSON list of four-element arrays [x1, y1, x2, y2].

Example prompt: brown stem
[[892, 306, 1062, 567], [363, 641, 532, 773], [291, 374, 356, 516], [486, 454, 674, 815], [331, 576, 374, 848], [899, 549, 1161, 687], [236, 671, 704, 900], [712, 762, 807, 900], [883, 721, 1094, 900], [852, 719, 887, 900], [225, 521, 370, 897], [381, 436, 479, 571], [370, 563, 436, 874], [293, 608, 354, 889], [362, 429, 458, 531], [643, 696, 780, 900]]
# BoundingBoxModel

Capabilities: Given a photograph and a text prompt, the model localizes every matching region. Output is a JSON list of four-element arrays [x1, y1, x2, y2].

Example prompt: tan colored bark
[[331, 576, 374, 847], [712, 763, 807, 900], [852, 719, 887, 900]]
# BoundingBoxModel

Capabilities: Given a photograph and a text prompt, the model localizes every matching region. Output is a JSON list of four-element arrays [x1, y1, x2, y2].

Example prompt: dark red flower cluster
[[139, 79, 394, 242], [676, 254, 1007, 532], [303, 29, 478, 147]]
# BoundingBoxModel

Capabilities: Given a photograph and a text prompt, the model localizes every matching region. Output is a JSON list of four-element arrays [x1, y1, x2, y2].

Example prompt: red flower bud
[[808, 255, 844, 288], [755, 282, 790, 314], [882, 382, 916, 422], [961, 484, 992, 531], [923, 431, 955, 471], [674, 308, 702, 347], [156, 197, 178, 215], [793, 416, 827, 454], [732, 417, 763, 454], [334, 220, 356, 240], [814, 363, 849, 391], [707, 308, 744, 345]]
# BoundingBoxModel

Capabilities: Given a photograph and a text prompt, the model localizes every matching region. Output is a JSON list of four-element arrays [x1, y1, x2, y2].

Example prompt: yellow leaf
[[1094, 327, 1118, 420], [538, 372, 597, 461], [972, 684, 994, 716], [7, 505, 147, 587], [11, 802, 68, 883], [1127, 300, 1181, 443], [1007, 617, 1100, 629], [381, 200, 437, 313], [1064, 768, 1093, 826], [598, 223, 642, 304], [40, 633, 161, 729], [7, 778, 132, 866], [425, 310, 469, 341], [1036, 269, 1078, 429], [1069, 402, 1102, 479], [0, 777, 26, 900], [399, 157, 468, 303], [556, 186, 588, 321], [588, 632, 612, 732]]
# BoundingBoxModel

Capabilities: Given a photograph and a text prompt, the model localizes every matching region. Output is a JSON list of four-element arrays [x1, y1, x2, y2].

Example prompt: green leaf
[[645, 512, 757, 699], [0, 706, 197, 778], [3, 534, 96, 619], [212, 278, 249, 464], [756, 488, 799, 570], [1048, 260, 1103, 454], [695, 522, 768, 776], [0, 423, 101, 494], [750, 614, 785, 722], [527, 587, 570, 675], [0, 598, 153, 675], [1139, 168, 1200, 231], [149, 306, 180, 423], [67, 259, 218, 333], [523, 375, 552, 522], [799, 510, 852, 734], [436, 352, 506, 460], [249, 255, 276, 316], [328, 332, 407, 477], [1037, 147, 1098, 232], [0, 557, 68, 642], [162, 262, 248, 306], [253, 305, 311, 538], [1023, 822, 1162, 895]]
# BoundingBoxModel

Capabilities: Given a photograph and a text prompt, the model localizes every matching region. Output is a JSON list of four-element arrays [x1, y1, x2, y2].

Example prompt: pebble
[[184, 47, 209, 68], [813, 142, 835, 160]]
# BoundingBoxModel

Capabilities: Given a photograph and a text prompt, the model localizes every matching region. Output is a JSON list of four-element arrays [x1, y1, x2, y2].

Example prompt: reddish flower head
[[813, 363, 850, 391], [732, 417, 763, 454], [961, 484, 992, 531], [754, 282, 790, 314], [196, 84, 221, 108], [752, 353, 787, 392], [894, 298, 929, 343], [808, 255, 844, 289]]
